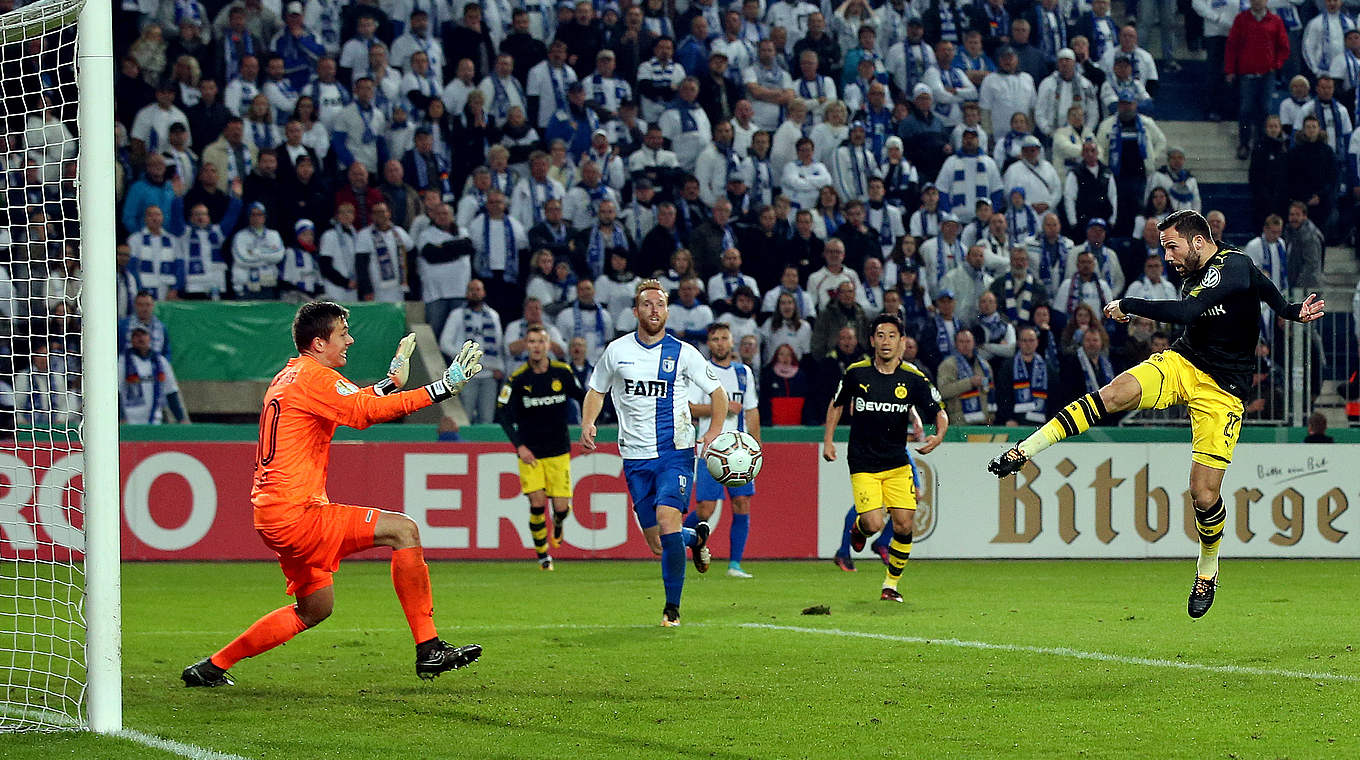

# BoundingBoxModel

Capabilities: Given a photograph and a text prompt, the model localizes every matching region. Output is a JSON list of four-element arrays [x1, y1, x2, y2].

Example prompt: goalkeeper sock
[[683, 511, 701, 530], [729, 513, 750, 566], [872, 524, 892, 554], [210, 605, 308, 670], [529, 505, 549, 559], [1195, 498, 1227, 578], [391, 546, 438, 644], [660, 531, 686, 608], [1018, 392, 1108, 458], [881, 533, 912, 591]]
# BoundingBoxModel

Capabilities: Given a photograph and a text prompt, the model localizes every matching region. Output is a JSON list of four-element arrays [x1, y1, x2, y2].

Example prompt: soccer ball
[[705, 431, 763, 486]]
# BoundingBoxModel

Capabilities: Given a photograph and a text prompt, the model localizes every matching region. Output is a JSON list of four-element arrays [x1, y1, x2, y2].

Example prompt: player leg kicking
[[686, 324, 760, 578], [580, 280, 728, 626], [182, 303, 486, 686], [823, 315, 947, 601], [988, 210, 1324, 617]]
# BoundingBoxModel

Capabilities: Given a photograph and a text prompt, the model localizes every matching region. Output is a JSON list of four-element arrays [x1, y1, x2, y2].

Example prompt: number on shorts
[[258, 398, 281, 466], [1223, 411, 1241, 440]]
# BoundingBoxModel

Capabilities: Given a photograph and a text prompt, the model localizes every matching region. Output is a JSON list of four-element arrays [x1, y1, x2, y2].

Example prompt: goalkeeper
[[183, 301, 485, 687]]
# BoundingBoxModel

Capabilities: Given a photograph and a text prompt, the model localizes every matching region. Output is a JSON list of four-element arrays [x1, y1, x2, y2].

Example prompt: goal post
[[76, 0, 121, 736], [0, 0, 119, 734]]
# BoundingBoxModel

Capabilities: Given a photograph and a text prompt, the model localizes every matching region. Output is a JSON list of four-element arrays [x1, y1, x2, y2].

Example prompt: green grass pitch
[[4, 558, 1359, 759]]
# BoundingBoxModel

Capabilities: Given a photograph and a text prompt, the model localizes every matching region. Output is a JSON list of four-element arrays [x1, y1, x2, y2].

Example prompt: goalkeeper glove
[[374, 333, 417, 396], [424, 340, 484, 402]]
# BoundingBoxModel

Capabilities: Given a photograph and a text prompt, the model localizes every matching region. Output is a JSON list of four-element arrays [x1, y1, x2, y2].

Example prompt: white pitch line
[[741, 623, 1360, 683], [131, 623, 659, 636], [117, 729, 252, 760]]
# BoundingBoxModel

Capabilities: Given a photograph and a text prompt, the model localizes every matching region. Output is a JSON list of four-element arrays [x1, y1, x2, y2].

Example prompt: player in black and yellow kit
[[823, 314, 949, 602], [989, 210, 1326, 617], [497, 325, 585, 570]]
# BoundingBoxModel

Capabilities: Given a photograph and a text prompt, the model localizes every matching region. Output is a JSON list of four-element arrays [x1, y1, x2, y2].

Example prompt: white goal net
[[0, 0, 89, 732]]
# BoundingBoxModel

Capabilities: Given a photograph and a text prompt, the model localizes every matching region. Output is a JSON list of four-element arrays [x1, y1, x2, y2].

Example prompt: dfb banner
[[1, 443, 1355, 560]]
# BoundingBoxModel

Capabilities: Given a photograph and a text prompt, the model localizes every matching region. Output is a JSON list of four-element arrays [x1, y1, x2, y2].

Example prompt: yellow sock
[[1195, 498, 1226, 578], [1019, 393, 1106, 458], [882, 534, 911, 591], [529, 506, 548, 559]]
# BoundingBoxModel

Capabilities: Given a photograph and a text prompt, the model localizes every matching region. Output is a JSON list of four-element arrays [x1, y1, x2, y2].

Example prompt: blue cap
[[1087, 217, 1108, 229], [935, 289, 955, 300], [249, 201, 266, 214]]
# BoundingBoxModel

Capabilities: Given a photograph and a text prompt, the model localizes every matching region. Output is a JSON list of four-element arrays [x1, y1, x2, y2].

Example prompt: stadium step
[[1155, 121, 1247, 185]]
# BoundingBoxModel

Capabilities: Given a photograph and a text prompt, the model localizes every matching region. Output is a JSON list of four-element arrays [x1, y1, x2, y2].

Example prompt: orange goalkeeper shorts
[[255, 503, 380, 597]]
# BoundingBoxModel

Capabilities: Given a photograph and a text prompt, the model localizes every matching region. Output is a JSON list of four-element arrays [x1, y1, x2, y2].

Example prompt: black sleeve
[[495, 380, 521, 447], [910, 372, 943, 420], [407, 90, 434, 112], [1122, 255, 1247, 325], [831, 367, 854, 409], [1251, 263, 1304, 320], [527, 95, 541, 127], [354, 252, 374, 297], [318, 253, 350, 288], [562, 367, 586, 402], [421, 238, 474, 263]]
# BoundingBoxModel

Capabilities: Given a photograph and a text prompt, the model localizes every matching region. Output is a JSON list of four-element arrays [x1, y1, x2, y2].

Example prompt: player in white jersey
[[581, 279, 728, 627], [686, 323, 760, 579]]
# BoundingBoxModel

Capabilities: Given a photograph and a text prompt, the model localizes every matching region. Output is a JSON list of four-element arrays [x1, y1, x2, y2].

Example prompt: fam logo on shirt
[[335, 379, 360, 396]]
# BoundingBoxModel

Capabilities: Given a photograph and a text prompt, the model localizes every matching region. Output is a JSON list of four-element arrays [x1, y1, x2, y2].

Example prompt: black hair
[[1157, 209, 1214, 246], [870, 313, 905, 336], [293, 301, 350, 353]]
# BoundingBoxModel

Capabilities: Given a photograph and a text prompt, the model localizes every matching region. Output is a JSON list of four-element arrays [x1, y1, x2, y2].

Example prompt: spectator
[[935, 127, 1003, 223], [1051, 104, 1097, 183], [354, 200, 414, 303], [979, 47, 1038, 139], [1069, 36, 1107, 90], [762, 291, 814, 361], [936, 329, 995, 424], [918, 290, 962, 373], [666, 276, 716, 346], [637, 36, 686, 123], [467, 190, 529, 316], [898, 85, 952, 182], [117, 291, 172, 359], [525, 249, 575, 309], [990, 243, 1051, 324], [416, 202, 475, 336], [760, 342, 814, 425], [1069, 218, 1124, 293], [1072, 0, 1119, 62], [1061, 325, 1116, 412], [996, 326, 1053, 426], [939, 245, 995, 326], [1283, 200, 1324, 290], [1226, 0, 1291, 158], [1244, 215, 1289, 294], [440, 279, 504, 423], [1304, 411, 1335, 442], [1250, 115, 1292, 223], [1096, 91, 1166, 236], [811, 325, 867, 423], [807, 238, 862, 308], [570, 197, 632, 279], [1054, 250, 1116, 318], [231, 202, 287, 298], [119, 327, 189, 425], [973, 290, 1017, 366], [1146, 148, 1202, 213], [1026, 211, 1076, 288], [1297, 77, 1353, 155], [1285, 116, 1339, 235], [1059, 301, 1102, 354], [781, 137, 835, 212], [1302, 0, 1356, 80], [505, 297, 568, 364], [1125, 254, 1180, 301], [810, 280, 870, 356], [128, 202, 186, 302]]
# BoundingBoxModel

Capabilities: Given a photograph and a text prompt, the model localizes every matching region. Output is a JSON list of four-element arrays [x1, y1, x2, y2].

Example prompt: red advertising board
[[2, 443, 822, 561]]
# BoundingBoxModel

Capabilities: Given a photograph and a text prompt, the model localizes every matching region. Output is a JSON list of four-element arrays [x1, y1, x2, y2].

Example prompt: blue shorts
[[694, 459, 756, 502], [623, 449, 695, 530]]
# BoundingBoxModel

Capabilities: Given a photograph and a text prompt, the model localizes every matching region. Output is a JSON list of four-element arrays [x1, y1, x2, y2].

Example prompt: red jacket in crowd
[[1224, 9, 1291, 76]]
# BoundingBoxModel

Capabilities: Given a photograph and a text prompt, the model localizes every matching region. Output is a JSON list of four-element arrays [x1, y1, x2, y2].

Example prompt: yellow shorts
[[519, 453, 573, 498], [850, 465, 917, 514], [1126, 350, 1244, 470]]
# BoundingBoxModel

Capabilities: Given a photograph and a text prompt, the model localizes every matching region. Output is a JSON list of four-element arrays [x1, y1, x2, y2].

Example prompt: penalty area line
[[117, 729, 251, 760], [740, 623, 1360, 683]]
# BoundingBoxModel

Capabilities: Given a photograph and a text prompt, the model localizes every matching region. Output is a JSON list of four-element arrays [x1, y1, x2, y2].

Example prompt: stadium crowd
[[0, 0, 1357, 428]]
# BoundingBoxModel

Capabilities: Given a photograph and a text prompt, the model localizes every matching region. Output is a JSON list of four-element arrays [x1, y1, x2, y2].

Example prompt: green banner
[[155, 302, 407, 382]]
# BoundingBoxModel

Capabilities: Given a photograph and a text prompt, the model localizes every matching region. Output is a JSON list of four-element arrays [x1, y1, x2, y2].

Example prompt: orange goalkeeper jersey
[[250, 355, 433, 527]]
